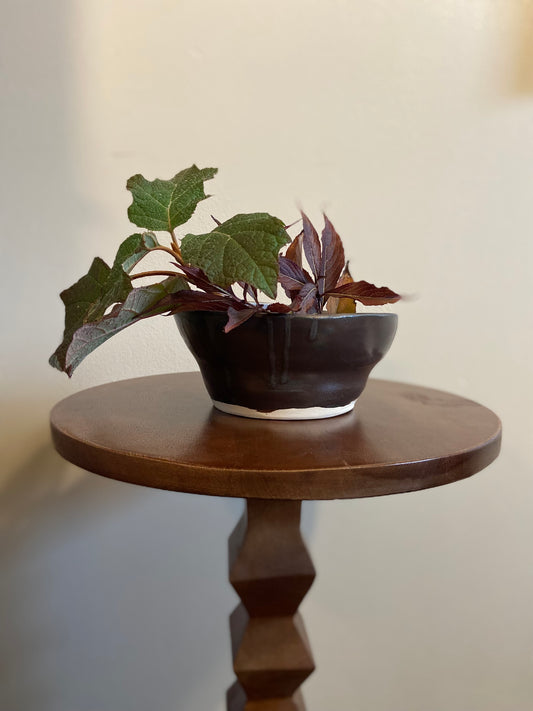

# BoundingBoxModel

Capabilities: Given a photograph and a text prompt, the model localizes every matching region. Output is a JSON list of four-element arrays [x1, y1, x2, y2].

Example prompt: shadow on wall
[[0, 434, 245, 711], [2, 0, 246, 701], [0, 406, 319, 711]]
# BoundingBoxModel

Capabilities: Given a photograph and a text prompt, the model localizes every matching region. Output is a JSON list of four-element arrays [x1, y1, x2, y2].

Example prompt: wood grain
[[227, 500, 315, 710], [50, 373, 501, 500]]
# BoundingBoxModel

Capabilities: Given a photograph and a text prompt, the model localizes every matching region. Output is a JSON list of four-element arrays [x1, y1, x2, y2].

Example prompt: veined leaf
[[49, 257, 131, 372], [278, 256, 314, 300], [224, 306, 261, 333], [176, 263, 228, 294], [127, 165, 217, 232], [55, 277, 188, 376], [111, 232, 158, 275], [181, 212, 290, 299], [325, 280, 401, 305], [291, 282, 319, 313], [50, 233, 163, 373], [301, 212, 321, 281], [169, 290, 239, 312], [320, 215, 345, 295], [285, 230, 304, 267]]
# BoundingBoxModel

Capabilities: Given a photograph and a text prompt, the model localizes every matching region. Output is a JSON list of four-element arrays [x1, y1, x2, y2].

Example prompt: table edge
[[50, 415, 502, 501]]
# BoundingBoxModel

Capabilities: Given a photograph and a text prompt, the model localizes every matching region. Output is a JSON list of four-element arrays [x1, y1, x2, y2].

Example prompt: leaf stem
[[317, 273, 326, 311], [169, 229, 183, 262], [148, 245, 182, 260], [131, 270, 179, 280], [284, 217, 302, 230]]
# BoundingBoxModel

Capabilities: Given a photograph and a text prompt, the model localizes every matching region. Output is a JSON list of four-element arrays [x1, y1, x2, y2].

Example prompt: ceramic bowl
[[174, 311, 398, 420]]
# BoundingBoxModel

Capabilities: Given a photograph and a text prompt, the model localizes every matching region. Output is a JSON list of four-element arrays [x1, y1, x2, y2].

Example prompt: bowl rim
[[174, 310, 398, 321]]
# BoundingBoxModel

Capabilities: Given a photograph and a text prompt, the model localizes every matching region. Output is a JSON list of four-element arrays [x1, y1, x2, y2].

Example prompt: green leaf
[[111, 232, 158, 275], [181, 213, 290, 299], [49, 233, 160, 373], [52, 277, 188, 376], [126, 165, 218, 232], [49, 257, 128, 372]]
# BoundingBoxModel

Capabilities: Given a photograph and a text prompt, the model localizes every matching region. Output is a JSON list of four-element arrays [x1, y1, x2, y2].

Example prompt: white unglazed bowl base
[[212, 399, 357, 421]]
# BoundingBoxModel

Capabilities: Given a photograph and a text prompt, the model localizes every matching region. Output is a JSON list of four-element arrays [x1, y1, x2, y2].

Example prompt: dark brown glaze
[[50, 373, 502, 500], [174, 311, 398, 412]]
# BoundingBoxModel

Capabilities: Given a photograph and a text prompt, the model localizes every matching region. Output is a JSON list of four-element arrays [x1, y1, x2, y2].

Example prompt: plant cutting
[[50, 164, 401, 419]]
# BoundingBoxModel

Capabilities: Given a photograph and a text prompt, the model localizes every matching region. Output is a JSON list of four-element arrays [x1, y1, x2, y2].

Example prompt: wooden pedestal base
[[227, 681, 305, 711], [227, 500, 316, 711]]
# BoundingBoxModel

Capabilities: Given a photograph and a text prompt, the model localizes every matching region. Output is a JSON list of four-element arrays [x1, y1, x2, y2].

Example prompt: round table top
[[50, 373, 501, 500]]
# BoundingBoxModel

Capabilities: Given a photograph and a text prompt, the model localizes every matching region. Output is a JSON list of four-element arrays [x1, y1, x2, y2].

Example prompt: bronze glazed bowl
[[174, 311, 398, 420]]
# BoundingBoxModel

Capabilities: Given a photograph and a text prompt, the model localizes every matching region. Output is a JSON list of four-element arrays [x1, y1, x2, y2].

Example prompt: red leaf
[[291, 282, 319, 313], [278, 256, 314, 299], [266, 302, 292, 313], [175, 263, 222, 293], [320, 214, 345, 295], [237, 281, 258, 303], [224, 306, 261, 333], [170, 290, 238, 312], [325, 280, 401, 305], [285, 230, 304, 267], [301, 212, 321, 281]]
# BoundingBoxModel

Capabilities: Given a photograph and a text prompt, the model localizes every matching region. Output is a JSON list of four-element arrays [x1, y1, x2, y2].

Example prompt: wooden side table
[[50, 373, 501, 710]]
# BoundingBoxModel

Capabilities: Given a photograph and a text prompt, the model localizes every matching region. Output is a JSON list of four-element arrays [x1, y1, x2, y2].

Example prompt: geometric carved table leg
[[227, 499, 316, 711]]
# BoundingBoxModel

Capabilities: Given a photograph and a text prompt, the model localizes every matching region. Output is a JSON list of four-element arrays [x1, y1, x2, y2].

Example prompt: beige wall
[[2, 1, 533, 709]]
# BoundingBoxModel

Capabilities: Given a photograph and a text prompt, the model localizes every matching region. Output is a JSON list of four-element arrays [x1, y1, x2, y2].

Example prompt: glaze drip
[[280, 317, 292, 384]]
